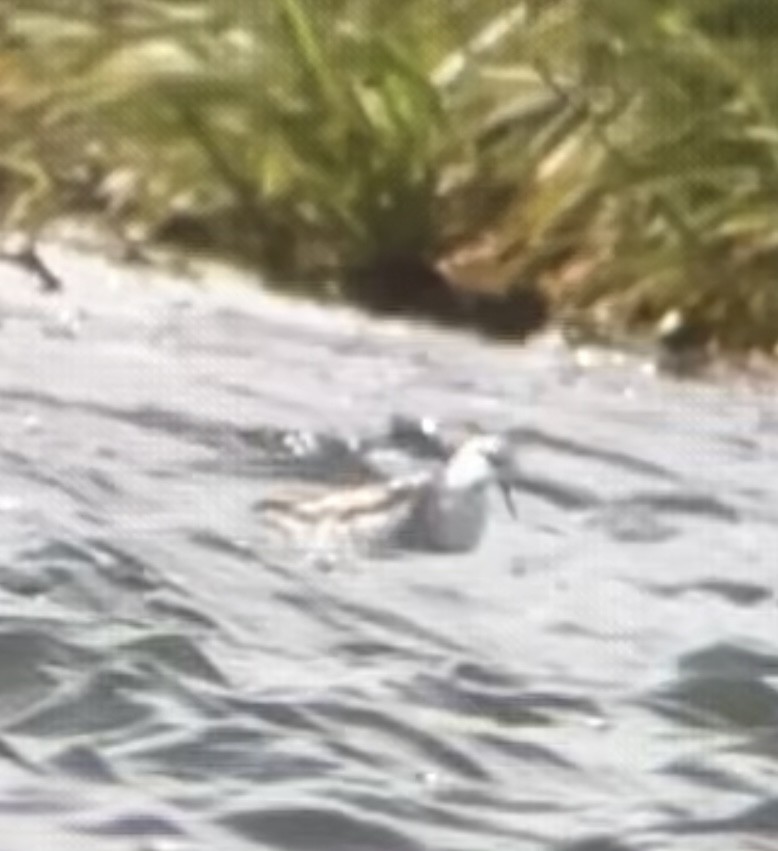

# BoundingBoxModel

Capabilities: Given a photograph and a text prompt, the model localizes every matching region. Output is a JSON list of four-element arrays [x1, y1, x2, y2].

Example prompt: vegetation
[[1, 0, 778, 349]]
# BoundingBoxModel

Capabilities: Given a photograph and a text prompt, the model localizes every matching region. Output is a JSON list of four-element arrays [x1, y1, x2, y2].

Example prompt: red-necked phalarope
[[256, 434, 519, 557]]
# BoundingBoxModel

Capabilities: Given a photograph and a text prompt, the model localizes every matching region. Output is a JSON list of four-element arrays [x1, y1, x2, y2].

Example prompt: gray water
[[0, 243, 776, 851]]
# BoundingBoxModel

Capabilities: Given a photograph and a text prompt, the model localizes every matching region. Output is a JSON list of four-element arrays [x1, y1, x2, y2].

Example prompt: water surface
[[0, 244, 775, 850]]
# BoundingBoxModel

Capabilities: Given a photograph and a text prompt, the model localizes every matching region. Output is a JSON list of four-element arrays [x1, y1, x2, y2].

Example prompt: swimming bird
[[256, 433, 519, 557]]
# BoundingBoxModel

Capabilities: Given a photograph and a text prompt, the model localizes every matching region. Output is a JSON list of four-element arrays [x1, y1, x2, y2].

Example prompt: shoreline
[[3, 228, 776, 386]]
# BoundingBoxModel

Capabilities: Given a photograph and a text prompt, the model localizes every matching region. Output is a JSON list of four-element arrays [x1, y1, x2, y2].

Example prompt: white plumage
[[257, 434, 518, 557]]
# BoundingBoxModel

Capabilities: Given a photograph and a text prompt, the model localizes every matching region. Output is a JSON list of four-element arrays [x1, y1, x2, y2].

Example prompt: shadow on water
[[0, 244, 775, 849]]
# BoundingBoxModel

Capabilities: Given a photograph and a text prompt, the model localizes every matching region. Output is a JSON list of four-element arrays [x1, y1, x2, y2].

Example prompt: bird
[[255, 433, 519, 558], [655, 309, 712, 375]]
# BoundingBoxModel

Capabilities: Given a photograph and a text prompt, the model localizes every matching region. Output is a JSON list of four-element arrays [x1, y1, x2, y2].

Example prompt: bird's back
[[257, 471, 430, 556]]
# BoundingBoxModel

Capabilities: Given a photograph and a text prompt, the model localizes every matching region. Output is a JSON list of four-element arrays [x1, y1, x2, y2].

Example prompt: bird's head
[[443, 433, 519, 517]]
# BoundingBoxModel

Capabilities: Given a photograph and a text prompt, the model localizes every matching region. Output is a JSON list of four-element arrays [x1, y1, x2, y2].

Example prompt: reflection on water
[[0, 244, 775, 850]]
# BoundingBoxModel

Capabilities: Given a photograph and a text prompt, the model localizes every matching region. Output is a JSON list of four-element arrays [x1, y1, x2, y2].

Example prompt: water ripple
[[0, 249, 775, 849]]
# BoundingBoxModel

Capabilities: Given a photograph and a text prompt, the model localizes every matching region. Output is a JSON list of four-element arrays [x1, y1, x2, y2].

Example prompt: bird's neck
[[440, 448, 491, 492]]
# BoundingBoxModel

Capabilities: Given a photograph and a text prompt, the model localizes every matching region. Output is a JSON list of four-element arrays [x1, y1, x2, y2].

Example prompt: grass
[[2, 0, 778, 350]]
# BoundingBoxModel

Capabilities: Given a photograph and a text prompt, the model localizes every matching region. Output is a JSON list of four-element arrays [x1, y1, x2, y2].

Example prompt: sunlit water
[[0, 243, 776, 851]]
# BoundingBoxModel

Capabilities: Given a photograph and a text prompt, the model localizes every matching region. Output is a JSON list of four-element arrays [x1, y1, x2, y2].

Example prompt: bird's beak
[[498, 479, 517, 518]]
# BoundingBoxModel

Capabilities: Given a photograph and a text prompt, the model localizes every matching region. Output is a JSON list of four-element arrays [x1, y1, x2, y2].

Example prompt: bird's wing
[[256, 471, 428, 520]]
